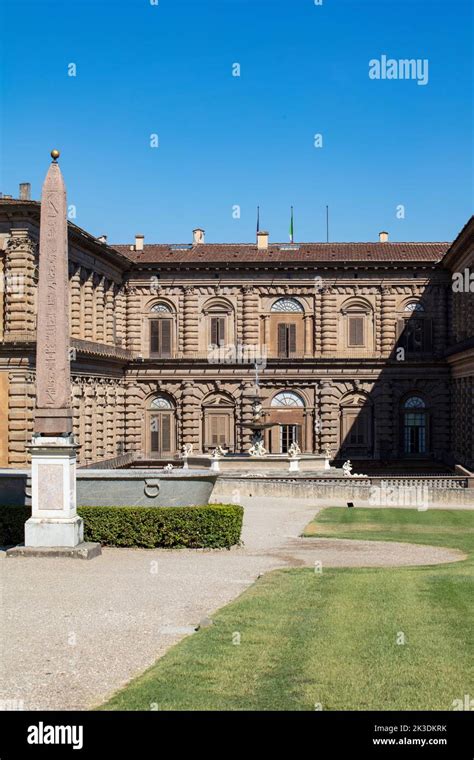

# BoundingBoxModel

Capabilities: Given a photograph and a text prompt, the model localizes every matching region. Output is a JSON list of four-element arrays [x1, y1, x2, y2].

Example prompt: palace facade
[[0, 191, 472, 470]]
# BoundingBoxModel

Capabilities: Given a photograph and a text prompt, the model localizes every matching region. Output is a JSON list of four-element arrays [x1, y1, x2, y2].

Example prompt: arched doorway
[[401, 396, 429, 455], [266, 391, 305, 454], [146, 395, 176, 458]]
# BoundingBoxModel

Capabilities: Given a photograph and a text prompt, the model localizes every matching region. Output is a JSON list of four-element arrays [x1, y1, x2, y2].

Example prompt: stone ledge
[[5, 542, 101, 560]]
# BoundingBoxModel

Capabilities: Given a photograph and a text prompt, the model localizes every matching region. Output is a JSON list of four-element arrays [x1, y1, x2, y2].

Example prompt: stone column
[[94, 275, 106, 343], [319, 381, 338, 456], [314, 289, 323, 355], [105, 281, 115, 344], [262, 315, 270, 348], [4, 230, 37, 338], [8, 373, 34, 467], [83, 380, 95, 463], [115, 286, 126, 347], [374, 382, 393, 459], [242, 286, 259, 346], [321, 287, 337, 355], [374, 289, 382, 355], [126, 287, 142, 353], [95, 381, 105, 460], [381, 286, 397, 357], [83, 272, 94, 341], [304, 409, 313, 452], [240, 382, 255, 452], [183, 286, 199, 355], [304, 315, 313, 356], [125, 381, 142, 455], [115, 384, 126, 456], [70, 264, 82, 338], [181, 382, 200, 449], [433, 285, 447, 356]]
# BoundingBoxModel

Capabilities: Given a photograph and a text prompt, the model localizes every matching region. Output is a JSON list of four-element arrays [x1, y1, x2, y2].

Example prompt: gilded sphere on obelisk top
[[50, 149, 60, 161]]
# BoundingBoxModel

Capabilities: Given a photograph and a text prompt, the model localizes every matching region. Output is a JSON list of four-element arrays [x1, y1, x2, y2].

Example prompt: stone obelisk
[[34, 150, 73, 436], [16, 151, 99, 557]]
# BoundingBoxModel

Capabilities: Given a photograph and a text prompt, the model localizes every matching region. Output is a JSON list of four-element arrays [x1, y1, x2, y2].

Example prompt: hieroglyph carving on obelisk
[[34, 151, 73, 435]]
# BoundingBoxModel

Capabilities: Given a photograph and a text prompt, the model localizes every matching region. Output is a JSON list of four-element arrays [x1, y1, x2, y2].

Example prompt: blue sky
[[0, 0, 472, 244]]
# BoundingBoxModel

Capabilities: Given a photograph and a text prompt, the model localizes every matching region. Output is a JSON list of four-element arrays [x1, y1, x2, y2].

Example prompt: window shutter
[[423, 319, 432, 351], [218, 317, 226, 346], [160, 319, 172, 357], [218, 416, 227, 445], [278, 323, 287, 356], [349, 317, 364, 346], [288, 324, 296, 354], [211, 318, 218, 347], [209, 414, 228, 446], [296, 425, 303, 448], [151, 416, 159, 452], [210, 415, 218, 444], [150, 320, 160, 353], [161, 413, 171, 452], [396, 319, 405, 345]]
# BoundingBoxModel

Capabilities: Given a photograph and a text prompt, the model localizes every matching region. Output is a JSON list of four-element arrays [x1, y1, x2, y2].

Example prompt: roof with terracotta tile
[[113, 242, 450, 265]]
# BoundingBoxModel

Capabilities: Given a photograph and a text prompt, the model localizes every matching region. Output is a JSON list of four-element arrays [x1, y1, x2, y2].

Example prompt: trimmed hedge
[[0, 503, 243, 549]]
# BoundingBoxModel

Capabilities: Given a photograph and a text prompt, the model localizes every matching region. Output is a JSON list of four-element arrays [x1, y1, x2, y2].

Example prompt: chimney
[[135, 234, 144, 251], [257, 230, 269, 250], [379, 231, 389, 243], [98, 235, 108, 244], [193, 228, 205, 245], [19, 183, 31, 200]]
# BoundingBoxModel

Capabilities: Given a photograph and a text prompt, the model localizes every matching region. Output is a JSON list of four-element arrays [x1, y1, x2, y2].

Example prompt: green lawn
[[102, 508, 474, 711]]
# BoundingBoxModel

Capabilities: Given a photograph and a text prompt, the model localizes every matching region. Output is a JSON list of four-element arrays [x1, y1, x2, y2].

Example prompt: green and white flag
[[289, 206, 294, 242]]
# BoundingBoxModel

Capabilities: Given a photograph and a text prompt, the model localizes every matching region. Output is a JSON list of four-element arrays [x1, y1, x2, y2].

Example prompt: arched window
[[402, 396, 428, 454], [150, 396, 173, 410], [341, 299, 373, 349], [271, 391, 305, 407], [268, 391, 305, 453], [147, 395, 175, 456], [270, 299, 304, 357], [203, 299, 234, 348], [404, 302, 425, 313], [271, 298, 304, 313], [404, 396, 425, 409], [397, 303, 431, 353], [149, 302, 174, 357], [150, 303, 172, 313]]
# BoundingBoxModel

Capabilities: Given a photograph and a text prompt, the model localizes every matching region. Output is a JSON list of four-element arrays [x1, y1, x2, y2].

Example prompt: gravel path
[[0, 498, 463, 711]]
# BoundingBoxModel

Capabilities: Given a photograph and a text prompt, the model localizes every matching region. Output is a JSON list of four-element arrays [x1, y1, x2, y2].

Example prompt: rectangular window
[[209, 414, 228, 446], [398, 319, 432, 353], [277, 323, 297, 357], [279, 425, 302, 453], [150, 319, 172, 357], [348, 316, 364, 346], [348, 415, 367, 445], [210, 317, 226, 347]]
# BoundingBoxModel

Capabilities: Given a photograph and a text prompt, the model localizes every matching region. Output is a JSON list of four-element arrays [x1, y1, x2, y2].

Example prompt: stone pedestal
[[18, 436, 100, 557], [288, 457, 300, 473], [211, 459, 220, 473]]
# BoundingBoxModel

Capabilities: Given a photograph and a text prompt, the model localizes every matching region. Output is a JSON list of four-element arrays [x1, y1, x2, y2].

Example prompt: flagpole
[[256, 205, 260, 235], [326, 205, 329, 243]]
